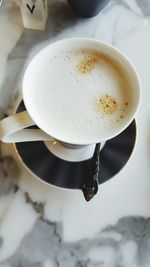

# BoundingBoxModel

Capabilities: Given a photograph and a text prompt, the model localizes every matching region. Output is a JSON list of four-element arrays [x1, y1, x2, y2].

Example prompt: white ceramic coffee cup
[[0, 38, 141, 148]]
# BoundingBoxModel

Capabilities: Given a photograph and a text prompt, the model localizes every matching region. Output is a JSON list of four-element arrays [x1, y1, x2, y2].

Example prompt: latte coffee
[[25, 48, 133, 144]]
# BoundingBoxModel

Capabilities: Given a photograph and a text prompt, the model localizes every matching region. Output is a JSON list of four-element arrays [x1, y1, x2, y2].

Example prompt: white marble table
[[0, 0, 150, 266]]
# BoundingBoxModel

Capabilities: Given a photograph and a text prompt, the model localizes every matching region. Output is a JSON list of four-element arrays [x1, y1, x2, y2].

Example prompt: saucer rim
[[13, 142, 76, 191], [13, 119, 137, 191]]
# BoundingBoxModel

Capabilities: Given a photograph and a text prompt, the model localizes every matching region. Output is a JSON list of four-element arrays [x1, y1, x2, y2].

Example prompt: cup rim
[[23, 37, 141, 145]]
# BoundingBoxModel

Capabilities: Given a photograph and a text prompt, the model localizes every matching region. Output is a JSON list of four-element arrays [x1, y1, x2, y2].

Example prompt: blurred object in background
[[67, 0, 111, 18], [19, 0, 48, 30]]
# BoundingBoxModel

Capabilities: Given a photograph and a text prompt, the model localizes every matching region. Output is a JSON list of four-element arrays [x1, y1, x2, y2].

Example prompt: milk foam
[[28, 49, 131, 143]]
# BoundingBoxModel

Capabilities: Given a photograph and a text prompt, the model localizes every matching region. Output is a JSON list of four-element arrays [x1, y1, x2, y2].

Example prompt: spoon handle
[[82, 143, 101, 201]]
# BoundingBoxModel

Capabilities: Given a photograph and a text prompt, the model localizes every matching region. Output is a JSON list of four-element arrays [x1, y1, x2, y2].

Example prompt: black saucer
[[15, 101, 136, 190]]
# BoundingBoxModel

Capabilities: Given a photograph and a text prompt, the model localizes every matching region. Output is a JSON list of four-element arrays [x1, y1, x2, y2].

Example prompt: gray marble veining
[[0, 138, 150, 266], [136, 0, 150, 16], [3, 214, 150, 267]]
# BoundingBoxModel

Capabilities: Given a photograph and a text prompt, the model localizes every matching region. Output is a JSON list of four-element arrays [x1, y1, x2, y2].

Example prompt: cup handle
[[0, 111, 54, 143]]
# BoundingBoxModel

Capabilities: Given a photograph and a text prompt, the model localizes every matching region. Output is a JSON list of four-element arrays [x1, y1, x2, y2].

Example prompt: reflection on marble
[[0, 0, 150, 266]]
